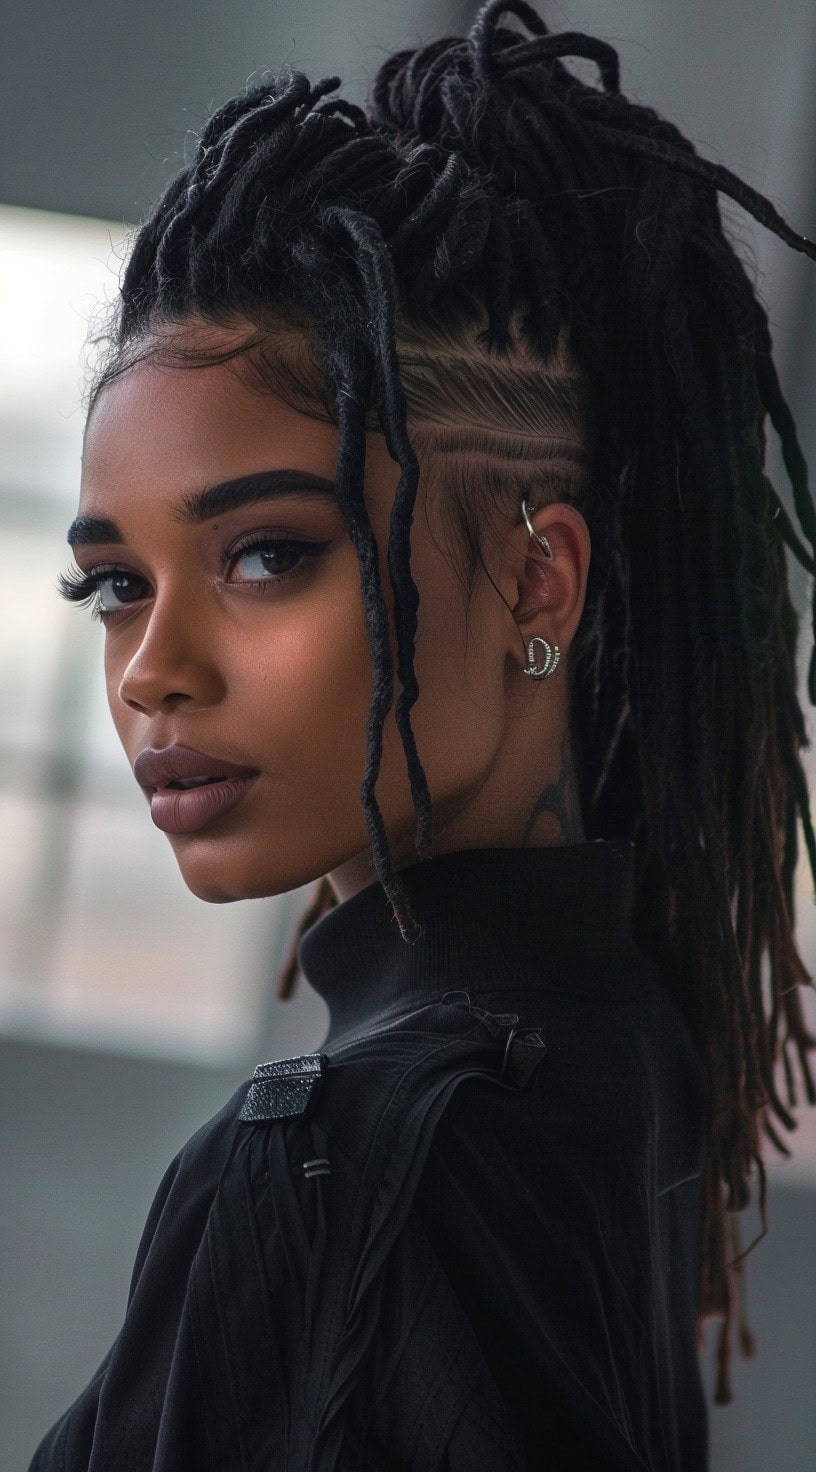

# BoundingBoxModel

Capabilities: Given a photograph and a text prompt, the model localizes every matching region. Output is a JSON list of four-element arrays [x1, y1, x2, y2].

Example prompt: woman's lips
[[149, 774, 261, 834]]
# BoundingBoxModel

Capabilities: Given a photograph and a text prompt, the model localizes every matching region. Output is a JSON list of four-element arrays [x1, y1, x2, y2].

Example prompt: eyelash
[[56, 532, 329, 626]]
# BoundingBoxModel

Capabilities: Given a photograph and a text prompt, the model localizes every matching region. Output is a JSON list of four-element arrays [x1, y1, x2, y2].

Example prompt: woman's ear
[[508, 501, 591, 659]]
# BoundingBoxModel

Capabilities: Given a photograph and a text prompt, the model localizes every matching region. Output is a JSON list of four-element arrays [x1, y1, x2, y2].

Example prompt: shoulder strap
[[238, 993, 546, 1469]]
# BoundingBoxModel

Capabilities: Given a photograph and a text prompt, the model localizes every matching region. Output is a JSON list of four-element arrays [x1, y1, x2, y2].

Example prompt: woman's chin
[[169, 848, 290, 904]]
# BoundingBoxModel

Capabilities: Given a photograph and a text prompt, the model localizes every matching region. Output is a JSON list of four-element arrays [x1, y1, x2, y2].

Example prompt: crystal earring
[[522, 636, 560, 680]]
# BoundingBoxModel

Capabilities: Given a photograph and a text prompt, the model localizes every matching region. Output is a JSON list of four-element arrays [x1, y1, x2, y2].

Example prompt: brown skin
[[73, 323, 591, 908]]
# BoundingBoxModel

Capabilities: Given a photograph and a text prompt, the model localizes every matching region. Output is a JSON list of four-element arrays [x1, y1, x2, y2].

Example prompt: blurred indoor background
[[1, 1, 815, 1466]]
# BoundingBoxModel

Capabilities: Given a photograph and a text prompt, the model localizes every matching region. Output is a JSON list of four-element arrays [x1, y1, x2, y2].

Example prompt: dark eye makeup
[[56, 532, 331, 626]]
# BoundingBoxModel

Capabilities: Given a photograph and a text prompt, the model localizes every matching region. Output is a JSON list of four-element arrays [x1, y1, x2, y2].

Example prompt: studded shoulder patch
[[238, 1052, 326, 1122]]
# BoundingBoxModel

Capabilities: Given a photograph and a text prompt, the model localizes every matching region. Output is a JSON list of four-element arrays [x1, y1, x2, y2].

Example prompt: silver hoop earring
[[522, 496, 554, 559], [522, 636, 560, 680]]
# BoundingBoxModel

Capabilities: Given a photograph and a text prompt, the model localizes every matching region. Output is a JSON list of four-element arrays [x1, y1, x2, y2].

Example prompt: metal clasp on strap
[[238, 1052, 326, 1122], [498, 1024, 521, 1081], [441, 990, 547, 1088], [499, 1026, 547, 1086]]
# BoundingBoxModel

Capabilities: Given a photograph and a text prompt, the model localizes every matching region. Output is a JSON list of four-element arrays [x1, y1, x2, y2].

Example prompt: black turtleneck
[[300, 839, 647, 1048], [300, 840, 710, 1470], [28, 841, 709, 1472]]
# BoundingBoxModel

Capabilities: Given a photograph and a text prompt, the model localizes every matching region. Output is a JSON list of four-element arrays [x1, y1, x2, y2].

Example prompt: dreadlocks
[[69, 0, 816, 1409]]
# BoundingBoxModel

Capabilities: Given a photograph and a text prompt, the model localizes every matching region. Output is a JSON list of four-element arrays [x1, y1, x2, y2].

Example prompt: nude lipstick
[[148, 773, 261, 834], [133, 744, 262, 835]]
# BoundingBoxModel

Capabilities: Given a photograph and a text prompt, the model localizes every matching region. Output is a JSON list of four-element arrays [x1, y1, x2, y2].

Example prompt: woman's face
[[72, 320, 588, 905]]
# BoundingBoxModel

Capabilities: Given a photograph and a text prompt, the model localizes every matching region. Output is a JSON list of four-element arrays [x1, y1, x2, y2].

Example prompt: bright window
[[0, 204, 320, 1063]]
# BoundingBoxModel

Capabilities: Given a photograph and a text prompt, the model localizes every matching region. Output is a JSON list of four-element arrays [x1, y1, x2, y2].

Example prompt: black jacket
[[28, 841, 709, 1470]]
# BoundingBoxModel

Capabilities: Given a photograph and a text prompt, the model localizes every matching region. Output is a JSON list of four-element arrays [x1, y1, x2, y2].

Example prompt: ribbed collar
[[298, 839, 641, 1048]]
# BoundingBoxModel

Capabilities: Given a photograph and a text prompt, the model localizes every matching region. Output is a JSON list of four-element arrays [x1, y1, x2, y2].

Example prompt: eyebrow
[[66, 469, 337, 547]]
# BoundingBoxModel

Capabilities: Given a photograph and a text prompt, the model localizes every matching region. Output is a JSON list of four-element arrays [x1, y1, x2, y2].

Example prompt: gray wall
[[0, 0, 473, 223], [3, 1, 815, 1468]]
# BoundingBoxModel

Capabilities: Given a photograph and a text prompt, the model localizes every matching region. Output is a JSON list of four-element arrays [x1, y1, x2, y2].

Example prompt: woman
[[31, 0, 816, 1467]]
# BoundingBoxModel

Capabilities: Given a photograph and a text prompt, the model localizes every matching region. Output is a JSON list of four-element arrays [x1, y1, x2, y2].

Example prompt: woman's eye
[[92, 570, 148, 617], [227, 537, 313, 585], [56, 535, 328, 624]]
